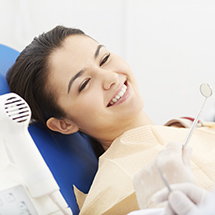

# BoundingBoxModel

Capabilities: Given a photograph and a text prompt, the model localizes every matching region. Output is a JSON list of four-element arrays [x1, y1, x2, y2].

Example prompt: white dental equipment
[[157, 83, 213, 192], [133, 84, 213, 215], [157, 83, 213, 194], [183, 83, 213, 148], [0, 93, 72, 214]]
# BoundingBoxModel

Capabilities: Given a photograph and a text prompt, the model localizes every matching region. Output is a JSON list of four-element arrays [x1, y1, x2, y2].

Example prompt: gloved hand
[[152, 183, 215, 215], [133, 142, 194, 209]]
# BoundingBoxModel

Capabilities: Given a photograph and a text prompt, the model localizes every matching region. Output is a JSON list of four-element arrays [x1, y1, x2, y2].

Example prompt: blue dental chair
[[0, 44, 98, 215]]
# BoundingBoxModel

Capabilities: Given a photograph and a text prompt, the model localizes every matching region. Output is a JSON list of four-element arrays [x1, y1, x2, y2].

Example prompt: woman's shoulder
[[164, 117, 201, 128], [165, 116, 215, 130]]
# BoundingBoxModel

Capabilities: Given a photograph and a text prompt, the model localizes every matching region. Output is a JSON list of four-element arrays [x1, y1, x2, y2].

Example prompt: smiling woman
[[6, 25, 215, 214], [42, 31, 148, 149]]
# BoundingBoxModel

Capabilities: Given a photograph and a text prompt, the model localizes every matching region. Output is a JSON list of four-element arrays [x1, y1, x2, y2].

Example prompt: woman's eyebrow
[[67, 45, 104, 94], [94, 44, 104, 58], [67, 70, 85, 93]]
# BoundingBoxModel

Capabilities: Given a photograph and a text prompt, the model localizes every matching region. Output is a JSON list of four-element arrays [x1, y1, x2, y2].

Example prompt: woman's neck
[[101, 111, 154, 151]]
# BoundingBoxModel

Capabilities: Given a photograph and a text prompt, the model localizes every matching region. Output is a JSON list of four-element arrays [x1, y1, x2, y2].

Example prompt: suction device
[[0, 93, 72, 214]]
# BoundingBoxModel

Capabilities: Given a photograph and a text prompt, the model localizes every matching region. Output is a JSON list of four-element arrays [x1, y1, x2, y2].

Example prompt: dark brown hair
[[7, 26, 85, 124]]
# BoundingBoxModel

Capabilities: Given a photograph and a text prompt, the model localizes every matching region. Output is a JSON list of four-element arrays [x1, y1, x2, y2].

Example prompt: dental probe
[[156, 164, 172, 192], [183, 83, 212, 148]]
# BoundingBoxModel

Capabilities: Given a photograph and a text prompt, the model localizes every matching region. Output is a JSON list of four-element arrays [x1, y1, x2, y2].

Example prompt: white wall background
[[1, 0, 215, 125]]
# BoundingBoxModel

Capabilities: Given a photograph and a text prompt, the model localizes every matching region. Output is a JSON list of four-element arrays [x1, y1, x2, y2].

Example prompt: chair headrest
[[0, 44, 19, 95], [0, 73, 10, 95]]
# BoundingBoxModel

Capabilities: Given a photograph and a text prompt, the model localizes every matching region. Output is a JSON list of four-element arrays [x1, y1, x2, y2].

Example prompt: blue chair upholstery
[[0, 44, 98, 215]]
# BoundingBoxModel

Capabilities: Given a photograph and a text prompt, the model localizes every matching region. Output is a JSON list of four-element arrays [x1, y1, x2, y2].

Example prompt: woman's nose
[[100, 70, 119, 90]]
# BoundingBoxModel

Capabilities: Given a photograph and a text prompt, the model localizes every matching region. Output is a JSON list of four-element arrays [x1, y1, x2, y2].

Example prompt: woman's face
[[48, 35, 144, 144]]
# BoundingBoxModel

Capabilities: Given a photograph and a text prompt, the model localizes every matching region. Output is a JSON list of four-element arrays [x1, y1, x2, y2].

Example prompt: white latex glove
[[133, 142, 194, 209], [152, 183, 215, 215]]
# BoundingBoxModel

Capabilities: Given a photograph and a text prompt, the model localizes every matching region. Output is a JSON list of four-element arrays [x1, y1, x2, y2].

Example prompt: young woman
[[7, 26, 215, 214]]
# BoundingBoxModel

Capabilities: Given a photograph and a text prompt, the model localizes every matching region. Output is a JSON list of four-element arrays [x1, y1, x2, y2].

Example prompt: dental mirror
[[183, 83, 213, 148], [200, 83, 213, 98]]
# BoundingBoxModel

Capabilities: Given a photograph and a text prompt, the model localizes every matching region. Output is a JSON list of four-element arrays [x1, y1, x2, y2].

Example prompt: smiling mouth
[[107, 82, 128, 107]]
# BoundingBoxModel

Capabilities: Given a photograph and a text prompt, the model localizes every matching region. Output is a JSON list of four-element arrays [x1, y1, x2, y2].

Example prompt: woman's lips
[[107, 82, 129, 107]]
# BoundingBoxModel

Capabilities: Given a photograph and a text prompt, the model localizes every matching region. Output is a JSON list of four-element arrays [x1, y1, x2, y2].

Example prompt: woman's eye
[[79, 79, 90, 92], [100, 53, 110, 66]]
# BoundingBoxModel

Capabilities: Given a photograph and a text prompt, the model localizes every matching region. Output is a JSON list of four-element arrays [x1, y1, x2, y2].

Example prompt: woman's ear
[[46, 117, 79, 134]]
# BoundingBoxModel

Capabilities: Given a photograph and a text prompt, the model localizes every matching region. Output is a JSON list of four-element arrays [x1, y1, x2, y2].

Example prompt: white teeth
[[121, 88, 126, 93], [112, 98, 117, 102], [115, 95, 120, 99], [110, 84, 127, 105], [118, 91, 124, 97]]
